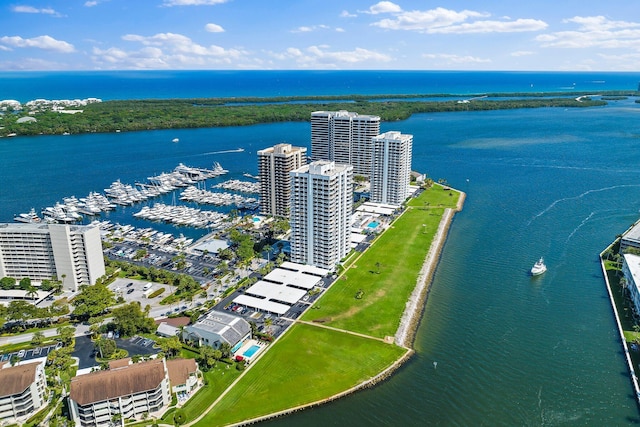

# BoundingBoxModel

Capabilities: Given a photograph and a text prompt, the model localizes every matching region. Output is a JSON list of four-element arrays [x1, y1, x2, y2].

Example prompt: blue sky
[[1, 0, 639, 71]]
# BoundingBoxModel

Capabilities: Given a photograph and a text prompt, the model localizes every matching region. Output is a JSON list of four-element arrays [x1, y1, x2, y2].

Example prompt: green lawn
[[301, 187, 460, 339], [194, 323, 406, 427], [407, 184, 461, 208], [302, 207, 444, 338]]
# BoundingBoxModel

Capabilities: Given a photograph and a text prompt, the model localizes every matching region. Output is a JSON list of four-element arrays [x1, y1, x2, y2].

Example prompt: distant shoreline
[[1, 93, 621, 138]]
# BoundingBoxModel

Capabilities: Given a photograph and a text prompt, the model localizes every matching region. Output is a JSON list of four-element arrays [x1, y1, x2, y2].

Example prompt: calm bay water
[[2, 71, 640, 425]]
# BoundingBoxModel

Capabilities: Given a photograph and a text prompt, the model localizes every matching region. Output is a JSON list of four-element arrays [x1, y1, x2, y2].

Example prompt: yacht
[[530, 258, 547, 276], [14, 208, 42, 223]]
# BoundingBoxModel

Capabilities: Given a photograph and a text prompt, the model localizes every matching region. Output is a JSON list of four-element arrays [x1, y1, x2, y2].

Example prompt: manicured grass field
[[407, 184, 461, 208], [302, 187, 460, 338], [195, 323, 406, 427]]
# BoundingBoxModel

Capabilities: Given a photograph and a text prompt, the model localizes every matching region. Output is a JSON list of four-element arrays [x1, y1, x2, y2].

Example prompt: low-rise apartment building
[[69, 359, 171, 427], [0, 359, 48, 425]]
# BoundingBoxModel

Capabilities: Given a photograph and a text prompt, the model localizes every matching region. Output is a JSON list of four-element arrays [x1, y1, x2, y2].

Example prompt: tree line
[[0, 93, 622, 137]]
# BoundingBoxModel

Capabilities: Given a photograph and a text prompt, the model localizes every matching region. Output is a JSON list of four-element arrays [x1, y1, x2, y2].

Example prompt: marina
[[133, 203, 228, 229], [212, 179, 260, 193], [179, 185, 259, 209], [15, 162, 241, 226]]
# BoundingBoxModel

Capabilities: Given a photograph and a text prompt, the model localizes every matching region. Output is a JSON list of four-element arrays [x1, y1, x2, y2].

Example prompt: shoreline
[[600, 236, 640, 409], [396, 189, 465, 348], [216, 188, 466, 427]]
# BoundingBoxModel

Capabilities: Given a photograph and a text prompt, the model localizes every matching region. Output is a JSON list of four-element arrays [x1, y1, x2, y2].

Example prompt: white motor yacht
[[530, 257, 547, 276]]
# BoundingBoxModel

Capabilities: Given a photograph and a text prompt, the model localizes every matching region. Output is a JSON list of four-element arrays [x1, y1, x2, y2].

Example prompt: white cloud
[[91, 32, 247, 68], [372, 7, 487, 31], [423, 53, 491, 64], [205, 23, 225, 33], [371, 6, 545, 34], [364, 1, 402, 15], [565, 16, 640, 31], [0, 35, 75, 53], [85, 1, 99, 6], [12, 5, 60, 16], [432, 18, 547, 34], [268, 45, 392, 68], [536, 16, 640, 50], [291, 25, 330, 33], [511, 50, 535, 57], [122, 32, 244, 57], [340, 10, 357, 18], [162, 0, 228, 6], [335, 27, 345, 33]]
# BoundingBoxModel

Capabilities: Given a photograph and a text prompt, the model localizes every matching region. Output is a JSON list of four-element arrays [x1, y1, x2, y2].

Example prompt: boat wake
[[527, 184, 640, 226], [565, 212, 595, 244], [198, 148, 245, 156]]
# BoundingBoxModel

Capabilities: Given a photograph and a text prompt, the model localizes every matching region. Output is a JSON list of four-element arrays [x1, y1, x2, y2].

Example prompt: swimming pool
[[367, 221, 380, 228], [243, 345, 261, 358]]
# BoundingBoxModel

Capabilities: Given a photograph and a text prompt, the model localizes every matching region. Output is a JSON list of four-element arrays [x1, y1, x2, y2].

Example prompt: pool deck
[[233, 339, 267, 363]]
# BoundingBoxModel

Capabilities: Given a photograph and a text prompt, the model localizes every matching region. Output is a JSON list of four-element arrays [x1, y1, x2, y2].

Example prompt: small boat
[[530, 257, 547, 276], [172, 138, 179, 143]]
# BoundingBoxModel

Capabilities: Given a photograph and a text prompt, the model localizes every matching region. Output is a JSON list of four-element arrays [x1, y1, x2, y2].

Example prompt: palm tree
[[25, 285, 38, 301]]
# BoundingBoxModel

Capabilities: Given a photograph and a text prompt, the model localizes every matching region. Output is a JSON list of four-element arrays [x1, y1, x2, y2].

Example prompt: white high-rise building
[[310, 110, 380, 177], [257, 143, 307, 217], [370, 131, 413, 206], [289, 161, 353, 270], [0, 223, 105, 291]]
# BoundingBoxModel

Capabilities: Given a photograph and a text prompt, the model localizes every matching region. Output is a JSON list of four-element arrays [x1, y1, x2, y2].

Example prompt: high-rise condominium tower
[[289, 161, 353, 270], [310, 110, 380, 177], [257, 143, 307, 217], [370, 131, 413, 206], [0, 223, 105, 291]]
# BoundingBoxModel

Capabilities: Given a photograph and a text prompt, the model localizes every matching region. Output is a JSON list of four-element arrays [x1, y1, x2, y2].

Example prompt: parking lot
[[109, 278, 176, 316], [105, 242, 220, 289], [0, 342, 62, 363], [73, 335, 159, 369]]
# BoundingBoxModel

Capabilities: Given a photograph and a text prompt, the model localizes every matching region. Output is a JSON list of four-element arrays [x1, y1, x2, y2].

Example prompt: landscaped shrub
[[148, 287, 165, 298]]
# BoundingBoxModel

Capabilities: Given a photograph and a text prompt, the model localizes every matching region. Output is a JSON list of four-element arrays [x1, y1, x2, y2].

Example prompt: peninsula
[[1, 91, 630, 138], [181, 185, 464, 426]]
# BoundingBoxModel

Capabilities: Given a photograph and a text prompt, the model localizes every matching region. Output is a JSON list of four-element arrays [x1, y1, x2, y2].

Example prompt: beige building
[[257, 143, 307, 217], [370, 131, 413, 206], [0, 360, 48, 425], [69, 359, 172, 427], [166, 359, 200, 396], [289, 161, 353, 270], [0, 223, 105, 291], [310, 110, 380, 177]]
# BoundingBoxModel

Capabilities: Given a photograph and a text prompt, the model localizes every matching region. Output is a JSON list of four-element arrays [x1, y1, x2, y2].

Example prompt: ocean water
[[2, 71, 640, 425], [0, 70, 638, 102]]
